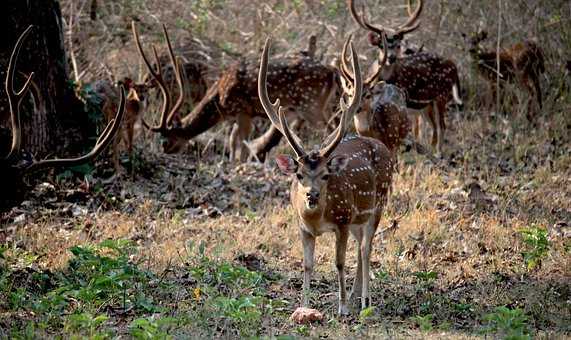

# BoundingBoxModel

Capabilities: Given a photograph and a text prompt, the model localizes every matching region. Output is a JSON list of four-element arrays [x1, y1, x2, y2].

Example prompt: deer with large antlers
[[348, 0, 462, 154], [132, 21, 339, 162], [259, 37, 394, 314], [1, 26, 125, 210], [464, 30, 545, 119]]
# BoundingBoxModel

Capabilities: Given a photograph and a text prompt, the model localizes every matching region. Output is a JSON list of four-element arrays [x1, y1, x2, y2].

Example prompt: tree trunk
[[0, 0, 88, 158]]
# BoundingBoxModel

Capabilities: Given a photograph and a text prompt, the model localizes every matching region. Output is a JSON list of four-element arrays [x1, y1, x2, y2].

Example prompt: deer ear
[[367, 32, 380, 46], [275, 154, 298, 174], [327, 155, 349, 174]]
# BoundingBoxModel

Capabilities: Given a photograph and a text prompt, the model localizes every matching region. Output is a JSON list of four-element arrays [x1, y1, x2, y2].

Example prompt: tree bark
[[0, 0, 88, 158]]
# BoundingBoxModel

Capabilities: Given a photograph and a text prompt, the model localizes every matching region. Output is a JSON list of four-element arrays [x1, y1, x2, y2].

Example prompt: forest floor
[[1, 108, 570, 338]]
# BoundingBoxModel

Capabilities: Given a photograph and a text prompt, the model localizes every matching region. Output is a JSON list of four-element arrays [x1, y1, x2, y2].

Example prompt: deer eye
[[296, 173, 303, 180], [321, 174, 330, 181]]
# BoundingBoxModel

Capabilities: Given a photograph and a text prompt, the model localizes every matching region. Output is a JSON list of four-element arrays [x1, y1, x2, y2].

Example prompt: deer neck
[[379, 61, 397, 81], [125, 99, 141, 117], [291, 179, 352, 235], [176, 93, 225, 139]]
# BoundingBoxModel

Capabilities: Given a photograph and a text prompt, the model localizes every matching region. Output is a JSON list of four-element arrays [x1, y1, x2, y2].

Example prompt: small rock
[[290, 307, 324, 324]]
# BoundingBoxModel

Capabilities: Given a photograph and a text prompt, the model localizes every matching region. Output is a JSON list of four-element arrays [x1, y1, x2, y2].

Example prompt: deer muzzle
[[305, 190, 320, 209], [387, 52, 398, 64]]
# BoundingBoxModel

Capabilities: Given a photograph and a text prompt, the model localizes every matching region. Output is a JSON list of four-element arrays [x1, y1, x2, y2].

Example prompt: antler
[[5, 25, 35, 161], [348, 0, 423, 36], [320, 37, 362, 158], [3, 25, 127, 174], [258, 38, 306, 158], [340, 33, 386, 89], [25, 87, 126, 174], [132, 21, 185, 133]]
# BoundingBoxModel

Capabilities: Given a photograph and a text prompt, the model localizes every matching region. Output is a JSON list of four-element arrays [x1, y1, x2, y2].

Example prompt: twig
[[496, 0, 502, 113]]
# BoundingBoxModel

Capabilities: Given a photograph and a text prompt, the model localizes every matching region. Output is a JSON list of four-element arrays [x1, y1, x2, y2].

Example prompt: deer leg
[[248, 118, 304, 162], [515, 72, 534, 120], [435, 99, 447, 154], [360, 218, 377, 310], [126, 119, 135, 157], [531, 73, 542, 110], [229, 122, 239, 161], [235, 114, 253, 162], [487, 82, 497, 115], [407, 108, 422, 142], [423, 104, 439, 152], [247, 123, 283, 162], [300, 228, 315, 308], [335, 228, 350, 315], [349, 227, 363, 302], [125, 119, 136, 177]]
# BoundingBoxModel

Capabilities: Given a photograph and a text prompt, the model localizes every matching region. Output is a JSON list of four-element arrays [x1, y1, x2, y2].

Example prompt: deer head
[[348, 0, 423, 64], [259, 36, 362, 210], [119, 77, 149, 104], [462, 30, 489, 56], [132, 21, 185, 135]]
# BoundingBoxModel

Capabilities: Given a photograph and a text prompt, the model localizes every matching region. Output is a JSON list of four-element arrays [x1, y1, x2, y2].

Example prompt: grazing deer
[[93, 77, 148, 172], [259, 37, 394, 314], [464, 30, 545, 119], [1, 26, 125, 210], [132, 22, 339, 162], [348, 0, 463, 154]]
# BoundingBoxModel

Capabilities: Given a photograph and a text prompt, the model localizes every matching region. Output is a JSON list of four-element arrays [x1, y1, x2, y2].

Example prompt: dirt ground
[[1, 106, 570, 338]]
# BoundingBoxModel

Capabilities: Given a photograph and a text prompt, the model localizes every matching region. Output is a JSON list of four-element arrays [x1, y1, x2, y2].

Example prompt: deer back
[[355, 84, 410, 153], [384, 53, 460, 109], [166, 57, 338, 150], [239, 57, 338, 125], [510, 41, 545, 76]]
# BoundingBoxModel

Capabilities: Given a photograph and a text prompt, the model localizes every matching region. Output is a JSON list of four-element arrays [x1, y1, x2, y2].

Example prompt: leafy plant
[[413, 271, 438, 282], [129, 317, 177, 340], [183, 241, 271, 336], [63, 240, 154, 310], [482, 306, 530, 339], [519, 226, 549, 271], [411, 314, 433, 332], [64, 312, 111, 338]]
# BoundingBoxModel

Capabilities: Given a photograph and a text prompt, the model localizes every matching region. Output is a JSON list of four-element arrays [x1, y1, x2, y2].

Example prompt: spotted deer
[[259, 37, 394, 314], [2, 26, 125, 210], [464, 30, 545, 119], [338, 34, 410, 155], [348, 0, 463, 154], [93, 77, 148, 172], [133, 22, 339, 162]]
